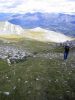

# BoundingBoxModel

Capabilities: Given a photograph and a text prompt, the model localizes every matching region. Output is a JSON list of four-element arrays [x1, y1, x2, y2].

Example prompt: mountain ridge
[[8, 12, 75, 37]]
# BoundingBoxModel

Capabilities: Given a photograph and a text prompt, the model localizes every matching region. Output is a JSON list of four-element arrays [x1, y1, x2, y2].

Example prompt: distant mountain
[[0, 21, 72, 43], [0, 13, 75, 37], [7, 12, 75, 37]]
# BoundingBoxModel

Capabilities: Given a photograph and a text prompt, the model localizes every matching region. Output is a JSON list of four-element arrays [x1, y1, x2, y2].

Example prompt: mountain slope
[[0, 22, 72, 43], [23, 27, 72, 43]]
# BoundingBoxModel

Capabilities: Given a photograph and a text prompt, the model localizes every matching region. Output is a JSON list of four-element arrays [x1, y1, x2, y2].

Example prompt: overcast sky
[[0, 0, 75, 14]]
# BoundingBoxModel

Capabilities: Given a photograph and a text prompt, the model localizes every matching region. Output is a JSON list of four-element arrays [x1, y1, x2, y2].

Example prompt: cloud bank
[[0, 0, 75, 14]]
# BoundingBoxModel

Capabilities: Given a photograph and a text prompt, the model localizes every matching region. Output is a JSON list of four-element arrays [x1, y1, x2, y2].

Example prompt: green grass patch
[[0, 39, 75, 100]]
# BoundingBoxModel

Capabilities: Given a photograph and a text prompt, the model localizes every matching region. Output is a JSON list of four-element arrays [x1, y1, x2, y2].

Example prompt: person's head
[[65, 40, 70, 46]]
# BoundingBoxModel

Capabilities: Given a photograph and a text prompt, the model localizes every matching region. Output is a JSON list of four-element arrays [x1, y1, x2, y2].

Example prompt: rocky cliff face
[[0, 21, 23, 35]]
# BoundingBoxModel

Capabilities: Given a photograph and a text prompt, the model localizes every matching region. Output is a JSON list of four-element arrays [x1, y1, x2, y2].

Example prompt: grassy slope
[[0, 39, 75, 100]]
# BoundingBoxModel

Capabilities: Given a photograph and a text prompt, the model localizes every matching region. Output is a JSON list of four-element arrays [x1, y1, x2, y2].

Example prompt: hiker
[[64, 45, 70, 60]]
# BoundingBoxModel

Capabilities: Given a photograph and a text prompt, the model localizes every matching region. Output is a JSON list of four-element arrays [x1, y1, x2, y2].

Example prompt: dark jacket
[[64, 46, 70, 53]]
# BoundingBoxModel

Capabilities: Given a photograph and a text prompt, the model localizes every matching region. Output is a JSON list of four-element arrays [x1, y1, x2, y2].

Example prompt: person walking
[[64, 45, 70, 60]]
